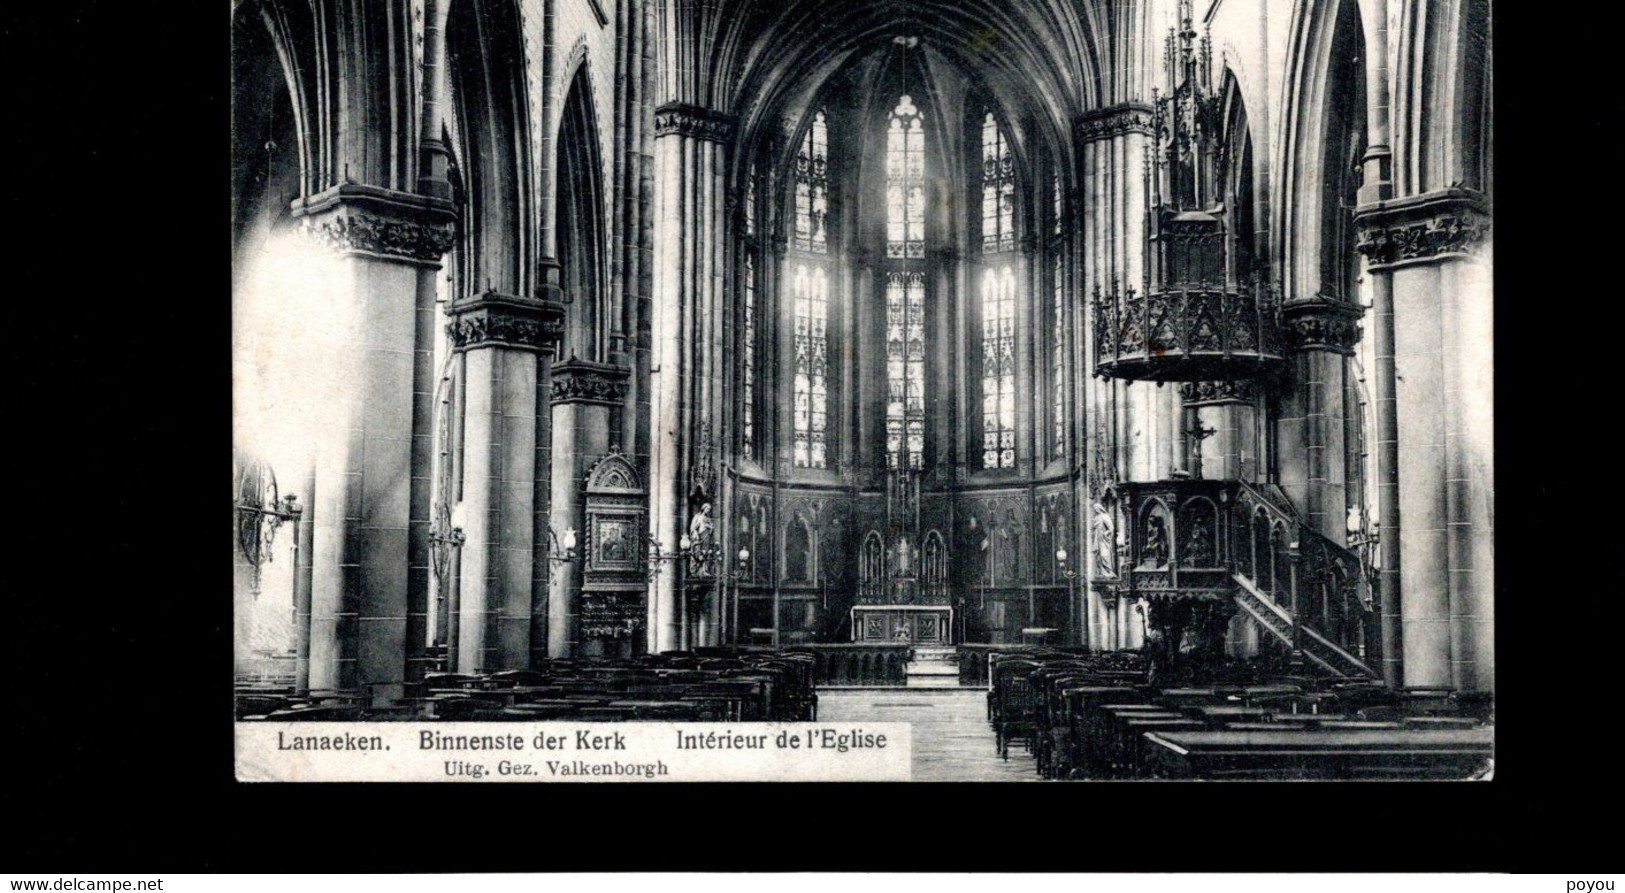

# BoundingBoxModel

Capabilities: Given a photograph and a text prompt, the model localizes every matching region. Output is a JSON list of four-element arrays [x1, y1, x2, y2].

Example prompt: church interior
[[232, 0, 1493, 779]]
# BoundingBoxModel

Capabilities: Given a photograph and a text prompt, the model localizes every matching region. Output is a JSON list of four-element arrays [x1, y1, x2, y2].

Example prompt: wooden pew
[[1141, 727, 1494, 779]]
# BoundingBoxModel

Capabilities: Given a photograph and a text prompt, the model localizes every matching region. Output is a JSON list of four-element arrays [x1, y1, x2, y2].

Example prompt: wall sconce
[[546, 523, 580, 565], [1056, 547, 1081, 581], [646, 534, 684, 580], [429, 501, 466, 580], [234, 459, 304, 570], [718, 546, 751, 583]]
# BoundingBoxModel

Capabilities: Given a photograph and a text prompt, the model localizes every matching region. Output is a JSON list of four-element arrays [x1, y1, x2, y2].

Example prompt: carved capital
[[654, 103, 737, 144], [1074, 103, 1156, 144], [1281, 299, 1364, 355], [446, 292, 566, 354], [1179, 380, 1258, 405], [1354, 187, 1491, 268], [293, 184, 457, 264], [550, 358, 631, 406]]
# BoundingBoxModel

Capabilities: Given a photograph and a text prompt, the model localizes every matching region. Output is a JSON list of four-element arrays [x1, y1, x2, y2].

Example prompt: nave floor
[[818, 689, 1039, 782]]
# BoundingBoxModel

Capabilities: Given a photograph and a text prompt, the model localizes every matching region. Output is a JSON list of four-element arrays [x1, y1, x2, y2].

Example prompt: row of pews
[[236, 649, 817, 723], [988, 652, 1494, 780]]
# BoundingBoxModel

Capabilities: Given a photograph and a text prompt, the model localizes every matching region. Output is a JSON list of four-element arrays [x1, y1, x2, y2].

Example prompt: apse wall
[[725, 45, 1081, 645]]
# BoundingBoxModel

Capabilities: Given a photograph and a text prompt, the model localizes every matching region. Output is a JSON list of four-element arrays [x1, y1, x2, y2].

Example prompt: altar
[[850, 604, 953, 644], [850, 469, 953, 644]]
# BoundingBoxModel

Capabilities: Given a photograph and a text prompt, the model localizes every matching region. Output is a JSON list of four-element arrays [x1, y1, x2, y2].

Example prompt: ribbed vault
[[660, 0, 1134, 176]]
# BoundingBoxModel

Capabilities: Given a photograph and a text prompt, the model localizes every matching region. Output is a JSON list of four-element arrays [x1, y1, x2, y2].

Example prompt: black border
[[9, 0, 1604, 873]]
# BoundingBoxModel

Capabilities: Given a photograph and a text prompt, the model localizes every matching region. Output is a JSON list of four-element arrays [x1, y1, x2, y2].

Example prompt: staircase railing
[[1229, 481, 1377, 678]]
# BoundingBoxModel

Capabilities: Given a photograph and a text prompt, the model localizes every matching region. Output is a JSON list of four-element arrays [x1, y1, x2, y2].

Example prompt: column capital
[[293, 184, 457, 265], [550, 358, 631, 406], [1354, 187, 1491, 269], [446, 291, 566, 354], [1073, 103, 1156, 144], [654, 103, 737, 144], [1281, 298, 1365, 356]]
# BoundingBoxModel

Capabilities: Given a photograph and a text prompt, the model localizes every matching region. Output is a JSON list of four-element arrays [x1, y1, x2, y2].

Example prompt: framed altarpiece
[[579, 452, 647, 655]]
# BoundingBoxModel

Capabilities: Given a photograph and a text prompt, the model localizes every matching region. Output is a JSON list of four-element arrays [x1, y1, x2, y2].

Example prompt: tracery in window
[[885, 271, 926, 469], [1052, 172, 1063, 237], [791, 263, 828, 468], [794, 111, 828, 253], [745, 161, 758, 236], [1053, 254, 1066, 459], [981, 266, 1016, 469], [742, 251, 757, 461], [980, 112, 1016, 252], [886, 96, 926, 259]]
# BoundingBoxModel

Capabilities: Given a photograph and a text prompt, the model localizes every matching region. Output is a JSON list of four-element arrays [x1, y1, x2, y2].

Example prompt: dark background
[[3, 0, 1602, 873]]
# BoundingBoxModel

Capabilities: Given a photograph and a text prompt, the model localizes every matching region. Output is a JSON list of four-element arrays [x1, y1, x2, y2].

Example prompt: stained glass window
[[793, 111, 828, 253], [745, 161, 758, 236], [1053, 254, 1066, 459], [981, 112, 1016, 252], [886, 96, 926, 259], [1052, 172, 1063, 236], [792, 263, 828, 468], [982, 266, 1016, 469], [886, 271, 927, 469], [742, 251, 756, 462]]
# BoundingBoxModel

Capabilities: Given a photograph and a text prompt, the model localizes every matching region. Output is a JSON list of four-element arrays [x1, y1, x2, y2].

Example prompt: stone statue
[[1185, 520, 1213, 566], [1186, 418, 1218, 479], [1143, 514, 1169, 568], [1092, 502, 1115, 576], [895, 534, 912, 576], [689, 502, 714, 546], [688, 502, 716, 575]]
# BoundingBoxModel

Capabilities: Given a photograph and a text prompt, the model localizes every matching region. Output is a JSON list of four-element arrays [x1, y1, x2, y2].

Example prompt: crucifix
[[1187, 416, 1218, 479]]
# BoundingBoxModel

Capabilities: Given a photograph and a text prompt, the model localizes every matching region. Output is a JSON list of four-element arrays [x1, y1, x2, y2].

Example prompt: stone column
[[548, 359, 630, 656], [649, 103, 734, 654], [1280, 300, 1365, 541], [1355, 188, 1492, 691], [296, 185, 455, 701], [292, 465, 317, 694], [1075, 104, 1155, 651], [444, 290, 564, 673], [1180, 381, 1260, 482]]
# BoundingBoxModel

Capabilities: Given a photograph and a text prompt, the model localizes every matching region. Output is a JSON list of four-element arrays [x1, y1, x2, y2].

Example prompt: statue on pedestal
[[1092, 501, 1116, 577], [688, 502, 716, 576]]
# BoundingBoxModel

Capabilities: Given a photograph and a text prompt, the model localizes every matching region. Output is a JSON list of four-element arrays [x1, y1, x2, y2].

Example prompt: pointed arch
[[446, 0, 533, 297], [1277, 0, 1369, 301], [231, 2, 307, 263], [784, 513, 814, 583], [585, 451, 642, 493], [1219, 69, 1265, 282], [1392, 0, 1491, 195], [922, 529, 947, 586], [860, 531, 886, 599], [556, 61, 608, 360]]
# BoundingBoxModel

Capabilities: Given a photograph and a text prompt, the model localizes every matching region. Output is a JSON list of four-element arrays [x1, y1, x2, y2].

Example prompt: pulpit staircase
[[1233, 573, 1373, 678], [1229, 482, 1377, 680]]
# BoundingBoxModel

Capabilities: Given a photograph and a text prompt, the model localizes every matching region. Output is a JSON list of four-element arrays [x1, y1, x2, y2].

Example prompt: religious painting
[[588, 513, 643, 573]]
